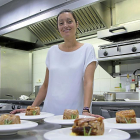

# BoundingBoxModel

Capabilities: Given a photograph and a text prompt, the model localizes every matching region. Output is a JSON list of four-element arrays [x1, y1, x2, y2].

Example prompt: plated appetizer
[[116, 110, 136, 123], [0, 114, 21, 125], [72, 117, 104, 136], [63, 109, 79, 119], [25, 106, 40, 116]]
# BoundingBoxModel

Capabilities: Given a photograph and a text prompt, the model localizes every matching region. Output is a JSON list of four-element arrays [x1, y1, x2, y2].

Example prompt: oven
[[92, 101, 140, 119], [100, 107, 130, 118]]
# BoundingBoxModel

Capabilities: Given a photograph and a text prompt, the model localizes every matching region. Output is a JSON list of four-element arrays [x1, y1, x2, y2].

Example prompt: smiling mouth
[[63, 29, 71, 32]]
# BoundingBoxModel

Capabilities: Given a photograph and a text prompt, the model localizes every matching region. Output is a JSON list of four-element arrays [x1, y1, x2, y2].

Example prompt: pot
[[92, 94, 104, 101], [103, 92, 116, 101]]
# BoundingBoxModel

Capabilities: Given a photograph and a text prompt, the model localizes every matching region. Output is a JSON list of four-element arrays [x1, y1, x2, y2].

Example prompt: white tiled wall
[[32, 37, 121, 95], [32, 49, 50, 92]]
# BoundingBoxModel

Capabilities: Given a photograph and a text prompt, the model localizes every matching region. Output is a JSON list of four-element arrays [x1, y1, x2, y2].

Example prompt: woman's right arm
[[10, 68, 49, 114], [32, 68, 49, 106]]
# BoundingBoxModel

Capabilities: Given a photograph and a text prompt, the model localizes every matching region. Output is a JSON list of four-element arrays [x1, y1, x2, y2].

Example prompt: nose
[[63, 22, 68, 27]]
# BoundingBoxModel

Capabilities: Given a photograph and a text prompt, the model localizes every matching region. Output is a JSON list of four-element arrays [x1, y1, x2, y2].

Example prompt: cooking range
[[97, 21, 140, 77], [98, 37, 140, 58], [98, 21, 140, 59]]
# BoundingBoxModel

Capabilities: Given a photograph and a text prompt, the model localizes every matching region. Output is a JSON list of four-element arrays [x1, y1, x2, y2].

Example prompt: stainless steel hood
[[0, 0, 112, 51], [27, 4, 106, 45]]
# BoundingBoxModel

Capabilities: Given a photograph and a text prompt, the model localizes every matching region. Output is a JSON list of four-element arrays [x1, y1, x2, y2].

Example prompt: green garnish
[[4, 119, 12, 125], [124, 118, 132, 123], [71, 114, 77, 119], [32, 110, 37, 115], [83, 127, 92, 136]]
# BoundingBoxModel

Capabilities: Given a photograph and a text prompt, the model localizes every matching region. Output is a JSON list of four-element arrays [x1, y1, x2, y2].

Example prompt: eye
[[68, 20, 72, 24], [59, 22, 63, 26]]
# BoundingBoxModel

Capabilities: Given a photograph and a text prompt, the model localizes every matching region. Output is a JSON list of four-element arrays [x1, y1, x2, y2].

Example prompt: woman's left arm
[[83, 61, 95, 109], [83, 61, 104, 118]]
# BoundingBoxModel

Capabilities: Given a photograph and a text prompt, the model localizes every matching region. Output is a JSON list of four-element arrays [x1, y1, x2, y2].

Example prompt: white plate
[[0, 120, 38, 135], [44, 115, 94, 126], [16, 112, 54, 121], [104, 118, 140, 130], [44, 127, 130, 140]]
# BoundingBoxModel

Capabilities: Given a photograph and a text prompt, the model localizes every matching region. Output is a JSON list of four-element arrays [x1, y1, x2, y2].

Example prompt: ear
[[76, 21, 79, 28]]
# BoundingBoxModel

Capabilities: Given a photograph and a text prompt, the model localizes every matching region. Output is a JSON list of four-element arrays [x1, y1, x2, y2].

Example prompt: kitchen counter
[[92, 101, 140, 118], [0, 99, 44, 105], [0, 121, 140, 140], [92, 101, 140, 106]]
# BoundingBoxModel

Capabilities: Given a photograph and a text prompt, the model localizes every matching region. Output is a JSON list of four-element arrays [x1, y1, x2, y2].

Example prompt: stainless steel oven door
[[100, 107, 130, 118]]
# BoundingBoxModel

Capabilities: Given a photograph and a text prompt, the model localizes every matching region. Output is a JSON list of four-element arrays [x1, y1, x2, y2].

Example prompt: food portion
[[0, 114, 21, 125], [116, 110, 136, 123], [63, 109, 79, 119], [25, 106, 40, 116], [72, 117, 104, 136]]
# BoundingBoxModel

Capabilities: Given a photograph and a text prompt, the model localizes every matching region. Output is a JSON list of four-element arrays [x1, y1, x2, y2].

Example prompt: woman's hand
[[82, 111, 104, 119], [10, 109, 26, 114]]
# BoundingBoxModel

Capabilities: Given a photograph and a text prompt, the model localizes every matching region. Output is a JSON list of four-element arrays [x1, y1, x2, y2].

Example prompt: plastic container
[[125, 74, 130, 92], [130, 79, 136, 92]]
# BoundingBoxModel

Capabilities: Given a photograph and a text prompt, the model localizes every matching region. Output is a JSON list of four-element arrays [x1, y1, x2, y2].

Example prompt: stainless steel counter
[[0, 121, 61, 140], [92, 101, 140, 118], [92, 101, 140, 106], [0, 120, 140, 140]]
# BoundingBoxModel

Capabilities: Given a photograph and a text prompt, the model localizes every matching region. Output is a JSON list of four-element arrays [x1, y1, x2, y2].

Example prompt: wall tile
[[110, 77, 121, 91], [33, 62, 46, 74], [33, 72, 45, 91], [94, 66, 100, 79], [93, 91, 101, 95], [128, 63, 140, 72], [120, 64, 128, 73], [99, 79, 111, 92], [93, 79, 100, 91], [100, 66, 111, 79]]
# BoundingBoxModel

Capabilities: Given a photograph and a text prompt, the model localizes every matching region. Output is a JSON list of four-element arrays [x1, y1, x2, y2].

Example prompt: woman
[[11, 9, 101, 118]]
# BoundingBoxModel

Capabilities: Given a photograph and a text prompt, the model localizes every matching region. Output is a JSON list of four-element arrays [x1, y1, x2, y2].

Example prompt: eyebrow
[[58, 18, 72, 22]]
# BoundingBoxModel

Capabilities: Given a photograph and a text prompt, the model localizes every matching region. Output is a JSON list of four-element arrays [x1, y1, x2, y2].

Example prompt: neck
[[63, 37, 78, 48]]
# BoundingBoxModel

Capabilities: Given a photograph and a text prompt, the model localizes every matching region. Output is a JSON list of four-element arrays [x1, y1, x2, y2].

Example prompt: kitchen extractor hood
[[0, 0, 115, 51]]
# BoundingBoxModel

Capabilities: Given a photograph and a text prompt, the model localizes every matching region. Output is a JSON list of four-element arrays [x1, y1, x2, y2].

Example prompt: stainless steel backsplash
[[0, 47, 32, 99]]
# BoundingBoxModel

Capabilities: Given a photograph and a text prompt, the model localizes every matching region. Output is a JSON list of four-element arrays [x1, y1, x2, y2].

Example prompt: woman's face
[[57, 12, 78, 39]]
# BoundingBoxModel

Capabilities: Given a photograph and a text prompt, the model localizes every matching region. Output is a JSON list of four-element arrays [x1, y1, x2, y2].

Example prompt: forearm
[[84, 82, 93, 108], [32, 84, 47, 106]]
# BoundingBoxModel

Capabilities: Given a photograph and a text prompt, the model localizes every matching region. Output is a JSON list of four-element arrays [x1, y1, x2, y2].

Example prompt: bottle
[[130, 75, 136, 92], [125, 74, 130, 92]]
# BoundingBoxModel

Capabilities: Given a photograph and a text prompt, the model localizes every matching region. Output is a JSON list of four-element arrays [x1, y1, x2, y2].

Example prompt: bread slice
[[116, 110, 136, 123], [72, 117, 104, 136], [63, 109, 79, 119], [0, 114, 21, 125], [25, 106, 40, 116]]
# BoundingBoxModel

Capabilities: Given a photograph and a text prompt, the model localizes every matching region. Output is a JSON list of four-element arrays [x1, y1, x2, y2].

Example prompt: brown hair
[[57, 9, 77, 28]]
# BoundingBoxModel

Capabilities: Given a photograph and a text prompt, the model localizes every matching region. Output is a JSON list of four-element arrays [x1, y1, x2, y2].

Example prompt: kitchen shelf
[[98, 56, 140, 78]]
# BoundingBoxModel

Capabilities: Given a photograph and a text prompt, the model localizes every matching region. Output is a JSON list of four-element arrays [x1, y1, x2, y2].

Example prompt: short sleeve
[[45, 49, 50, 69], [84, 45, 98, 72]]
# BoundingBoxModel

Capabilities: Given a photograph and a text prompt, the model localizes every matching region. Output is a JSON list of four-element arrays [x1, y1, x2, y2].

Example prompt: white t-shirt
[[42, 43, 97, 115]]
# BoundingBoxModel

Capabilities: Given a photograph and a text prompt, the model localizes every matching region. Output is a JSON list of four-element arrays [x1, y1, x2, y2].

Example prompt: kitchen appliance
[[92, 94, 105, 101], [0, 0, 107, 50], [97, 21, 140, 77], [0, 103, 13, 115], [103, 92, 116, 101], [100, 107, 130, 118]]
